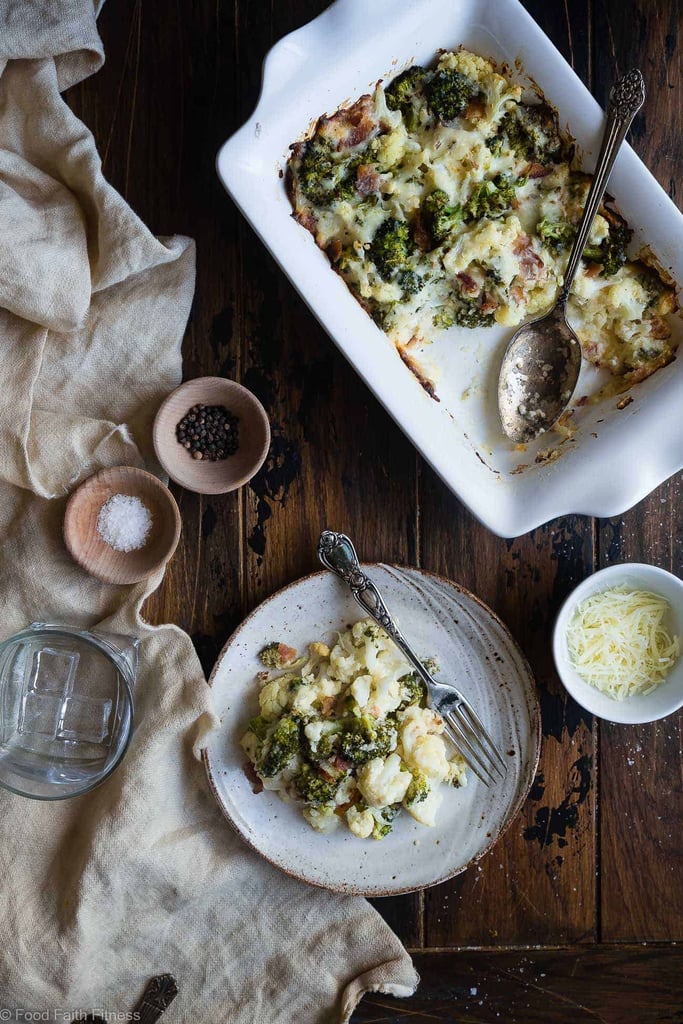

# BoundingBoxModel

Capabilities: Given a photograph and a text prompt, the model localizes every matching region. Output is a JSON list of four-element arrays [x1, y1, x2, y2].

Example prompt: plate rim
[[203, 564, 542, 895]]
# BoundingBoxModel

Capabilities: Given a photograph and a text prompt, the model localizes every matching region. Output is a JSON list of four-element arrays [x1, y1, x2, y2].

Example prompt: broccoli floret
[[433, 307, 457, 329], [247, 715, 270, 741], [426, 69, 481, 123], [372, 805, 400, 840], [259, 716, 300, 777], [297, 139, 337, 205], [397, 269, 424, 299], [463, 173, 523, 222], [433, 303, 494, 330], [494, 103, 565, 164], [421, 190, 463, 245], [259, 642, 297, 670], [385, 66, 427, 132], [370, 303, 396, 331], [582, 221, 633, 276], [537, 217, 576, 251], [297, 140, 368, 207], [404, 772, 430, 807], [294, 763, 340, 805], [398, 672, 426, 710], [369, 218, 414, 279], [339, 715, 396, 765]]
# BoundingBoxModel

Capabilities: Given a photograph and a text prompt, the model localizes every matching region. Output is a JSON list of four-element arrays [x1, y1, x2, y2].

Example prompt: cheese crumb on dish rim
[[286, 49, 678, 400], [240, 618, 467, 839]]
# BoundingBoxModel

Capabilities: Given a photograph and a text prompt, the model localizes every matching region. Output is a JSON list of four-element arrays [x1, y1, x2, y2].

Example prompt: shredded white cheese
[[566, 585, 680, 700]]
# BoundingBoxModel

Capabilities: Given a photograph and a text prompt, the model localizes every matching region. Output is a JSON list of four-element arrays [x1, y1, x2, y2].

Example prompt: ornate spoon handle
[[132, 974, 179, 1024], [317, 530, 428, 681], [559, 68, 645, 303]]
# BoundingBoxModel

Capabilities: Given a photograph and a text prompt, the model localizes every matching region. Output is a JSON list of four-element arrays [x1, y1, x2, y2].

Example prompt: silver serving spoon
[[498, 69, 646, 443]]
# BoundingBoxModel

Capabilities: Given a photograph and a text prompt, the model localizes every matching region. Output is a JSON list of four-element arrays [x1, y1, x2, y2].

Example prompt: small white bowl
[[553, 563, 683, 724]]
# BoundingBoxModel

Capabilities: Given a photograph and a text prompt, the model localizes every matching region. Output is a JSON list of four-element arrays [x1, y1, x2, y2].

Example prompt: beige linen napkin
[[0, 3, 418, 1021]]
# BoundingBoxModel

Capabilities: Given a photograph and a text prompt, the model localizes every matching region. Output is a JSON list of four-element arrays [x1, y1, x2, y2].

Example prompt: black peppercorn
[[175, 403, 240, 462]]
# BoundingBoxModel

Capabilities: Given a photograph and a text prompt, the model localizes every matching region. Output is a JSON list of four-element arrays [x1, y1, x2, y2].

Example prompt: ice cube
[[29, 648, 79, 696], [57, 696, 113, 745], [19, 693, 62, 738]]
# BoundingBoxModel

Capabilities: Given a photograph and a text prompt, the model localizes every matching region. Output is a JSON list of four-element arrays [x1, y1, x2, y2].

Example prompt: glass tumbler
[[0, 623, 138, 800]]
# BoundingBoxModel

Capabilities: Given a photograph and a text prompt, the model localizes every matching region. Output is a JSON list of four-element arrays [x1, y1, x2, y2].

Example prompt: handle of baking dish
[[259, 0, 385, 104]]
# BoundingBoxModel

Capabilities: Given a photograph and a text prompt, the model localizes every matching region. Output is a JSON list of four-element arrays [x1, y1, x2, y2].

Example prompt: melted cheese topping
[[566, 585, 680, 700], [287, 49, 678, 394]]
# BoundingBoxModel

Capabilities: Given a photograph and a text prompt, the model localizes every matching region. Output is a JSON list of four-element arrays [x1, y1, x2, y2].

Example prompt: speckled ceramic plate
[[203, 566, 541, 895]]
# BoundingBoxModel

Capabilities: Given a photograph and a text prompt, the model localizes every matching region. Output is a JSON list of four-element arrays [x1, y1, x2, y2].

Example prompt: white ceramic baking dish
[[216, 0, 683, 538]]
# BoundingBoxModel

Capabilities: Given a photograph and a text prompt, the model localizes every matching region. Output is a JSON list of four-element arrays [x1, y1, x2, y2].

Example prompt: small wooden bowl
[[64, 466, 182, 585], [152, 377, 270, 494]]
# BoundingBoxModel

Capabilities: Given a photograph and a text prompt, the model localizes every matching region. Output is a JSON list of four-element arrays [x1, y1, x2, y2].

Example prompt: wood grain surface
[[65, 0, 682, 1019]]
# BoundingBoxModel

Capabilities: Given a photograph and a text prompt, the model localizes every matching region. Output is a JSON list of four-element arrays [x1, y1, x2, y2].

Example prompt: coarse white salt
[[97, 494, 152, 552]]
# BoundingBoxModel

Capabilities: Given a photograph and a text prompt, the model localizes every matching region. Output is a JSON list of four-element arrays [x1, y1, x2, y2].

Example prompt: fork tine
[[442, 715, 496, 787], [457, 699, 508, 776], [449, 705, 505, 782]]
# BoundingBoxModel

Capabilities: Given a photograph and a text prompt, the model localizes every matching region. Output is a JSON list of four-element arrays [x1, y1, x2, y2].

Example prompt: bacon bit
[[320, 696, 336, 718], [294, 208, 318, 234], [616, 394, 634, 410], [510, 283, 525, 304], [513, 233, 531, 255], [465, 97, 487, 122], [412, 213, 432, 253], [480, 292, 499, 315], [457, 271, 479, 297], [526, 162, 548, 179], [276, 643, 298, 667], [319, 768, 337, 783], [333, 755, 353, 772], [355, 163, 382, 196], [334, 802, 353, 816], [584, 262, 602, 278], [648, 316, 671, 340], [243, 761, 263, 795], [319, 95, 378, 151], [518, 247, 544, 280], [576, 395, 589, 407], [326, 239, 343, 262]]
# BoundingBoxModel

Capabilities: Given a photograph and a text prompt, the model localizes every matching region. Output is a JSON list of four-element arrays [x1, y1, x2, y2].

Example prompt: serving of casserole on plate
[[203, 566, 540, 895], [216, 0, 683, 537]]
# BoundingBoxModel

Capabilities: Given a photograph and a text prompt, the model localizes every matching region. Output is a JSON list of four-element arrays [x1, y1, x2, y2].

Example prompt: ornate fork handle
[[318, 530, 428, 681]]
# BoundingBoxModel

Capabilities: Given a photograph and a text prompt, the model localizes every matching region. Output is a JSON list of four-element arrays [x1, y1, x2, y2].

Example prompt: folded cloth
[[0, 4, 418, 1022]]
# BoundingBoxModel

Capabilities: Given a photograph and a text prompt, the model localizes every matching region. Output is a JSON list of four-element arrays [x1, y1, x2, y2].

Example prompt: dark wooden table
[[67, 2, 683, 1020]]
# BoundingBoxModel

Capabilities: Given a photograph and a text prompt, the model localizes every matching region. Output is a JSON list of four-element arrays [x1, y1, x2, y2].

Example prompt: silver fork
[[317, 530, 506, 787]]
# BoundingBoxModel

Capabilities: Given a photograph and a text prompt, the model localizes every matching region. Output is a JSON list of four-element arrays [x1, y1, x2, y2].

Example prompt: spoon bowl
[[498, 306, 582, 443]]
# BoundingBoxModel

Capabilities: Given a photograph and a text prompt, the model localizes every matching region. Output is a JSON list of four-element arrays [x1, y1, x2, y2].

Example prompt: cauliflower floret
[[407, 733, 451, 782], [443, 215, 525, 285], [356, 752, 411, 807], [374, 124, 409, 170], [290, 683, 319, 717], [309, 641, 330, 659], [437, 49, 495, 82], [303, 803, 339, 834], [258, 678, 291, 720], [405, 786, 443, 826], [346, 804, 375, 839], [446, 757, 468, 788], [588, 213, 610, 246], [350, 673, 372, 709]]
